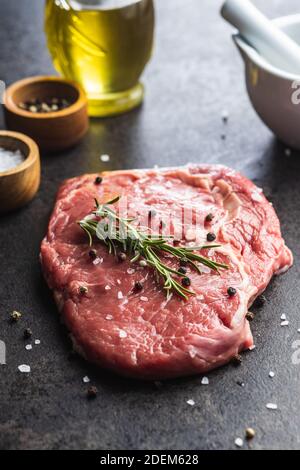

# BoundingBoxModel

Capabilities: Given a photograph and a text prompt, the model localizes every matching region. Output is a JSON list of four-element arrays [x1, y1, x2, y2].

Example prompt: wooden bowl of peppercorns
[[3, 76, 89, 153]]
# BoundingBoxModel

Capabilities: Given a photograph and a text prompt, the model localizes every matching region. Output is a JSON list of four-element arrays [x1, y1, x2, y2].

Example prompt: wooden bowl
[[3, 76, 89, 153], [0, 131, 40, 213]]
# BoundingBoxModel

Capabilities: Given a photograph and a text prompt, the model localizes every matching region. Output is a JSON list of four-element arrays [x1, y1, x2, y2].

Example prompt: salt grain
[[25, 344, 32, 351], [281, 320, 289, 327], [249, 345, 256, 351], [93, 257, 102, 265], [266, 403, 278, 410], [105, 285, 111, 291], [118, 291, 123, 300], [234, 437, 244, 448], [119, 330, 127, 339], [127, 268, 135, 275], [140, 296, 149, 302], [83, 376, 90, 383], [117, 279, 121, 285], [280, 314, 287, 321], [269, 371, 275, 378], [18, 365, 31, 373], [187, 399, 195, 406], [34, 339, 41, 345], [100, 154, 110, 162], [0, 147, 24, 172], [201, 376, 209, 385], [106, 314, 113, 321]]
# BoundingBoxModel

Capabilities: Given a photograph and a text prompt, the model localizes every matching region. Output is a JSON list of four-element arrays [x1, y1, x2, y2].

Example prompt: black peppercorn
[[94, 176, 103, 185], [118, 252, 127, 262], [24, 328, 32, 339], [181, 277, 191, 287], [89, 249, 97, 260], [246, 312, 255, 321], [180, 258, 188, 267], [227, 287, 237, 297], [133, 281, 143, 292], [232, 354, 242, 366], [87, 386, 98, 399], [178, 267, 187, 275], [205, 213, 214, 223], [207, 232, 216, 242], [79, 286, 88, 295]]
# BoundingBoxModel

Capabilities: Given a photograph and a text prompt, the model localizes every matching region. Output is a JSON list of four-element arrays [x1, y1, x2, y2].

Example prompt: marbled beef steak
[[40, 165, 292, 379]]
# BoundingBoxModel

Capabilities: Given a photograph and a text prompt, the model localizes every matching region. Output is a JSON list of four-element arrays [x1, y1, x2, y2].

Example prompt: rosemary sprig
[[79, 197, 228, 300]]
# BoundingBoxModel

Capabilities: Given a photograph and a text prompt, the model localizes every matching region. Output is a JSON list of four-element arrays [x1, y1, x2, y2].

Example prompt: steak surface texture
[[40, 165, 292, 379]]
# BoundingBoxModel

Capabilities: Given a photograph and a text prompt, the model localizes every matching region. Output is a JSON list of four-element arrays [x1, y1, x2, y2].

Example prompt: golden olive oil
[[45, 0, 154, 116]]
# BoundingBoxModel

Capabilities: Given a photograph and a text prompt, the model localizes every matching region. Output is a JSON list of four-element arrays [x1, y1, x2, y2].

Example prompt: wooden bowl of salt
[[0, 131, 40, 213]]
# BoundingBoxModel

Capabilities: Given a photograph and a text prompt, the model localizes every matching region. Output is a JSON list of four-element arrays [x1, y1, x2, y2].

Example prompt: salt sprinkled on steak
[[40, 165, 293, 380]]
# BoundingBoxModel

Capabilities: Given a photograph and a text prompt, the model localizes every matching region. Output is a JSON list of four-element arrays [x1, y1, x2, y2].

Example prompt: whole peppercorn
[[79, 286, 88, 295], [24, 328, 32, 339], [205, 213, 214, 223], [89, 249, 97, 260], [179, 258, 188, 267], [246, 312, 255, 322], [232, 354, 242, 366], [118, 252, 127, 262], [227, 287, 237, 297], [10, 310, 22, 322], [94, 176, 103, 185], [181, 277, 191, 287], [178, 267, 187, 275], [245, 428, 256, 440], [87, 386, 98, 399], [133, 281, 143, 292], [207, 232, 216, 242]]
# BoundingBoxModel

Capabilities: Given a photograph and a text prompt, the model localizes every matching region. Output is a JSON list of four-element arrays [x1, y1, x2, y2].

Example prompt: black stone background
[[0, 0, 300, 450]]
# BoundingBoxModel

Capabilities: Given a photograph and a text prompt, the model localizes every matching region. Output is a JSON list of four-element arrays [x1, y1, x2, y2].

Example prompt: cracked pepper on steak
[[40, 165, 293, 379]]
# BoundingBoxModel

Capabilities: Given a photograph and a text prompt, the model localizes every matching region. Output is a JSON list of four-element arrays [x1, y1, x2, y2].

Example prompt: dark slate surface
[[0, 0, 300, 451]]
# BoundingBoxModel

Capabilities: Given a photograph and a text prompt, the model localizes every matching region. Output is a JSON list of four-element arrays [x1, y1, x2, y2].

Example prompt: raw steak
[[40, 165, 292, 379]]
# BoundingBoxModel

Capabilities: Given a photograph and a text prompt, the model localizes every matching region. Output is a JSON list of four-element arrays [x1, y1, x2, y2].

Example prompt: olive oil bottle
[[45, 0, 155, 116]]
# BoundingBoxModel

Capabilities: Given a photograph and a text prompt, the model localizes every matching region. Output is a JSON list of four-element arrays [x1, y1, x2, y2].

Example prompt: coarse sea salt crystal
[[201, 376, 209, 385], [189, 347, 197, 359], [105, 285, 111, 291], [106, 314, 113, 321], [281, 314, 287, 321], [25, 344, 32, 351], [281, 320, 289, 327], [298, 329, 300, 334], [234, 438, 243, 448], [118, 291, 123, 300], [18, 365, 31, 373], [140, 296, 149, 302], [83, 376, 90, 383], [117, 279, 121, 285], [34, 339, 41, 345], [0, 147, 24, 172], [187, 399, 195, 406], [249, 345, 256, 351], [119, 330, 127, 339], [200, 265, 211, 274], [269, 371, 275, 378], [266, 403, 278, 410], [127, 268, 135, 275], [100, 154, 110, 162], [93, 257, 102, 265], [251, 191, 263, 202]]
